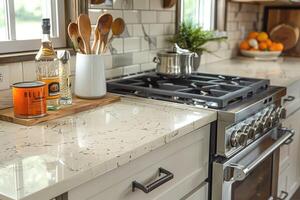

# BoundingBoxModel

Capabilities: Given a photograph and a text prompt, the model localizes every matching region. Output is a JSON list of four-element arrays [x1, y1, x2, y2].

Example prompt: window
[[180, 0, 216, 31], [0, 0, 66, 54]]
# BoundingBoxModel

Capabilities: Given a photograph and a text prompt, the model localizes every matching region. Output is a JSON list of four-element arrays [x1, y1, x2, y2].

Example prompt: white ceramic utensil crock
[[75, 53, 106, 99]]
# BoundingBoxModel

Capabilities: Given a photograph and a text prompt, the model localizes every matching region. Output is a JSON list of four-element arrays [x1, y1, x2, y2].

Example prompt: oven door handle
[[229, 128, 295, 181]]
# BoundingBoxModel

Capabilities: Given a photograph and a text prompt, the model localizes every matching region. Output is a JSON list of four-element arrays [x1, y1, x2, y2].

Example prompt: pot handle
[[153, 57, 161, 64]]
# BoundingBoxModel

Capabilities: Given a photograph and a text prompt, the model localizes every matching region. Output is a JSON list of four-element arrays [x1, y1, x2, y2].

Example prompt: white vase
[[75, 53, 107, 99]]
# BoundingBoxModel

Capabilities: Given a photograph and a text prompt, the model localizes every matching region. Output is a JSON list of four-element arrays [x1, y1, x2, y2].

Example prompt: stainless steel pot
[[153, 51, 196, 77]]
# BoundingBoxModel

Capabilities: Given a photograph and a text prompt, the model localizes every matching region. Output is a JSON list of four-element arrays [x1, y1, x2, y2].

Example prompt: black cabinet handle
[[283, 96, 296, 103], [277, 191, 289, 200], [132, 168, 174, 193]]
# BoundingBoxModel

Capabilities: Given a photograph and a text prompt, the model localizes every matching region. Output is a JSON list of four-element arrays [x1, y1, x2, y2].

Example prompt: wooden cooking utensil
[[68, 23, 81, 52], [91, 28, 100, 54], [77, 37, 86, 54], [90, 0, 105, 4], [270, 24, 300, 51], [96, 13, 113, 54], [163, 0, 176, 8], [104, 18, 125, 53], [78, 14, 92, 54]]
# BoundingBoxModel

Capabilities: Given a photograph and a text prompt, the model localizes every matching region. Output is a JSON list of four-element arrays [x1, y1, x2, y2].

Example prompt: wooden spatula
[[96, 13, 113, 55], [78, 14, 92, 54]]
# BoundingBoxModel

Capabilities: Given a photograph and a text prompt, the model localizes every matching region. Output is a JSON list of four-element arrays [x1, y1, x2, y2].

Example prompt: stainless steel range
[[107, 72, 294, 200]]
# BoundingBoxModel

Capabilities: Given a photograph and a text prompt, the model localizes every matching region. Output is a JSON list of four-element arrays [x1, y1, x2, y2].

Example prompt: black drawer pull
[[283, 96, 296, 103], [132, 168, 174, 193], [277, 191, 288, 200]]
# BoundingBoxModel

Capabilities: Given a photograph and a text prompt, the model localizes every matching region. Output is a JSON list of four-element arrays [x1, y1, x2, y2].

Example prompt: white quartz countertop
[[0, 97, 216, 200], [198, 57, 300, 87]]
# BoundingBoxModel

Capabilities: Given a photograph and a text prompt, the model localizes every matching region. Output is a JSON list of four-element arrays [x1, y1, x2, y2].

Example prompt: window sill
[[0, 48, 75, 65]]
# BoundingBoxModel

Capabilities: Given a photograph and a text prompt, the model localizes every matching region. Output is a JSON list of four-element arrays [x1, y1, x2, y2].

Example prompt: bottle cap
[[42, 18, 51, 34], [57, 50, 71, 64]]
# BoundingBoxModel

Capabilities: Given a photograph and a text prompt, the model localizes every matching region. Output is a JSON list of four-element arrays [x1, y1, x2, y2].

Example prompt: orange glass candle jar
[[12, 81, 47, 118]]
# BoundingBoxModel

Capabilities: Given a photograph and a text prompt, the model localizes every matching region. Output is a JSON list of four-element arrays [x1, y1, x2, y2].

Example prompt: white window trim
[[0, 0, 66, 54], [180, 0, 216, 31]]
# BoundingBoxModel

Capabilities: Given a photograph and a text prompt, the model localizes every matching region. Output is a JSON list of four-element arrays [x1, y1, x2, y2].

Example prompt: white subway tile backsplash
[[113, 0, 133, 9], [141, 38, 150, 51], [124, 37, 140, 52], [141, 62, 156, 71], [105, 67, 123, 79], [123, 10, 140, 24], [8, 63, 23, 85], [133, 52, 150, 64], [22, 61, 37, 81], [141, 11, 156, 23], [149, 24, 164, 35], [111, 38, 124, 54], [133, 24, 149, 37], [157, 11, 172, 23], [164, 24, 175, 35], [133, 0, 149, 10], [103, 55, 113, 69], [150, 0, 163, 10], [156, 35, 172, 49], [123, 64, 140, 75]]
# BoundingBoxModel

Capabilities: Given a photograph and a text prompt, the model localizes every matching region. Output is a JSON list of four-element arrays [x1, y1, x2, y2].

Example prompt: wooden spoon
[[96, 13, 113, 54], [103, 18, 125, 53], [78, 14, 92, 54], [68, 22, 80, 52], [91, 15, 104, 54]]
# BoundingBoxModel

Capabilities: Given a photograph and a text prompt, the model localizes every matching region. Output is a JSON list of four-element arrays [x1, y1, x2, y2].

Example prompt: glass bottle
[[35, 18, 60, 110], [58, 50, 72, 105]]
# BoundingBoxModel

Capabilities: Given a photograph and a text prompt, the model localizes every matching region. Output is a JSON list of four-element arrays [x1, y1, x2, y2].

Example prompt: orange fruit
[[257, 32, 269, 42], [269, 42, 284, 51], [248, 32, 259, 39], [240, 40, 250, 50], [249, 48, 259, 51], [266, 39, 273, 48], [259, 42, 268, 51]]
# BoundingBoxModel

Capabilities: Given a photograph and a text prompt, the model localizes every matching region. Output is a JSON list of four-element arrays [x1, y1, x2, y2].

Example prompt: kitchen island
[[0, 97, 216, 200]]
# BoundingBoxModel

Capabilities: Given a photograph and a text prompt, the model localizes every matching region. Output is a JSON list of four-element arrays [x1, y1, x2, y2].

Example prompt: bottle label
[[42, 78, 60, 100]]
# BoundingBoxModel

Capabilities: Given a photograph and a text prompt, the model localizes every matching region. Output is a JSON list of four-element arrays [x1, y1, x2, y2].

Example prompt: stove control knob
[[230, 130, 248, 147], [247, 127, 256, 140], [279, 107, 287, 119]]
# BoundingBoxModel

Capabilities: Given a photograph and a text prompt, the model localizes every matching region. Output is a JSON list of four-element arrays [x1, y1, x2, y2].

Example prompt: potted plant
[[168, 22, 227, 69]]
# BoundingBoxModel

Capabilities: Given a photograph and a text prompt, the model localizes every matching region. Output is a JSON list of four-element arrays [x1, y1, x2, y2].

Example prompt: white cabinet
[[68, 125, 210, 200], [278, 80, 300, 199]]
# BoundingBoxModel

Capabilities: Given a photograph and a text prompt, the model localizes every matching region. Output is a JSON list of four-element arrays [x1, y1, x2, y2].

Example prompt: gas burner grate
[[107, 72, 270, 109]]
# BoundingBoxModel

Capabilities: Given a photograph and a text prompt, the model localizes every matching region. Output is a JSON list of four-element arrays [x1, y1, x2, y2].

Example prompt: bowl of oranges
[[240, 32, 284, 60]]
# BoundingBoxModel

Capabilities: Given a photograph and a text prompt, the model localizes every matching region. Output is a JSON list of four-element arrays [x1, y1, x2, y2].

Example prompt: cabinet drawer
[[184, 183, 208, 200], [283, 80, 300, 116], [69, 125, 210, 200]]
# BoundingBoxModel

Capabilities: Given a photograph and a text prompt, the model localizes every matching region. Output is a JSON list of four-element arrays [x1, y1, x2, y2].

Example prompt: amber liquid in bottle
[[35, 18, 60, 110]]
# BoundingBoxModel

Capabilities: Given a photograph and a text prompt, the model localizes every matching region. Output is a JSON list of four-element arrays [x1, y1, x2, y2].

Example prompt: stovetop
[[107, 72, 270, 109]]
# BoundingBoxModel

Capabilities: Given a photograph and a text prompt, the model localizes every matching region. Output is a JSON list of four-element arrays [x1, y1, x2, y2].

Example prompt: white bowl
[[241, 50, 282, 60]]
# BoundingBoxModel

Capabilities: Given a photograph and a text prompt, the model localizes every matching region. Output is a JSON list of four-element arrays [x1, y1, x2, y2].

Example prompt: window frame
[[0, 0, 66, 54], [176, 0, 227, 32]]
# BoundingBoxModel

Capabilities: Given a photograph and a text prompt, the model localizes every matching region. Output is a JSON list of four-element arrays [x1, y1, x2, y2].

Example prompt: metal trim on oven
[[212, 126, 294, 200]]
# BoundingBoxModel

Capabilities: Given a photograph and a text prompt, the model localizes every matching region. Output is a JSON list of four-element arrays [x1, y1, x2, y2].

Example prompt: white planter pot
[[75, 53, 107, 99]]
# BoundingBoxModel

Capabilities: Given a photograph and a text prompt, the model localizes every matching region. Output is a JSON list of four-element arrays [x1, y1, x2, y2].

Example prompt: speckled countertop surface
[[198, 57, 300, 87], [0, 97, 216, 200]]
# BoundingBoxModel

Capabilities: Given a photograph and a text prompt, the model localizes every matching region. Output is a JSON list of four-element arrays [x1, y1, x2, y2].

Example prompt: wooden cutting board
[[164, 0, 176, 8], [0, 94, 120, 126], [270, 24, 300, 51], [266, 7, 300, 57]]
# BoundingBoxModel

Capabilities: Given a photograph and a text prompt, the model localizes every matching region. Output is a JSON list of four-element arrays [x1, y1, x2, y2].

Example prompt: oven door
[[212, 126, 294, 200]]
